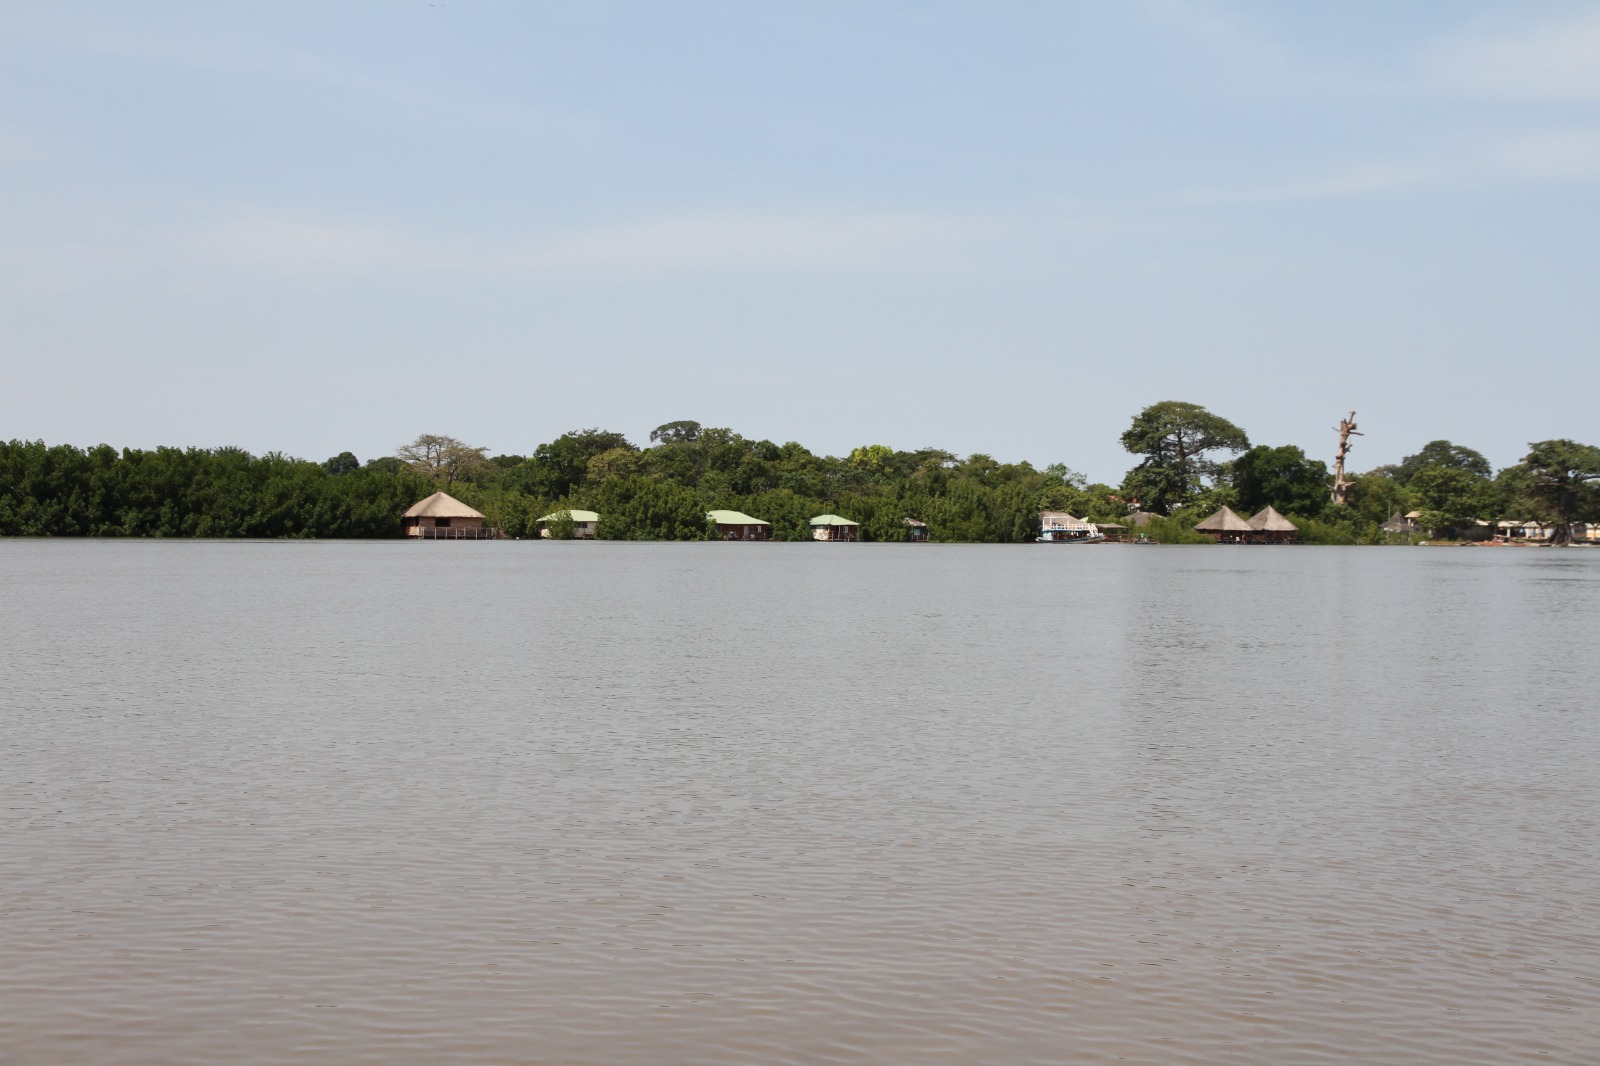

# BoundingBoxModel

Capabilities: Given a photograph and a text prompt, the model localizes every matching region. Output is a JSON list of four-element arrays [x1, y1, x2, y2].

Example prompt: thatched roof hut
[[1247, 506, 1299, 543], [1193, 505, 1254, 542], [902, 517, 929, 542], [1382, 511, 1420, 535], [403, 492, 495, 539]]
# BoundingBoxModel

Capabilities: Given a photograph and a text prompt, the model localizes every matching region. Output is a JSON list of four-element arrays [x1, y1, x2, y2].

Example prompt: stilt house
[[1193, 506, 1255, 543], [536, 509, 599, 539], [809, 515, 860, 542], [707, 510, 770, 541], [403, 492, 497, 539], [1247, 506, 1300, 544]]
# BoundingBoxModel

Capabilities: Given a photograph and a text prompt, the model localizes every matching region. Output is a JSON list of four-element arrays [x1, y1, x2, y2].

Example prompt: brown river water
[[2, 541, 1597, 1064]]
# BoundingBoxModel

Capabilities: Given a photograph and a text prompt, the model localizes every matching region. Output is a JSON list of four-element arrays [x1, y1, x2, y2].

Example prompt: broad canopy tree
[[1519, 439, 1600, 545], [396, 434, 489, 484], [1231, 444, 1329, 519], [1408, 465, 1496, 534], [1394, 440, 1492, 485], [649, 421, 702, 445], [1120, 401, 1250, 514]]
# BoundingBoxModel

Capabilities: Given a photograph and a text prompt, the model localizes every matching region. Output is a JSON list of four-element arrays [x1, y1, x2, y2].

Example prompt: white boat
[[1036, 514, 1105, 543]]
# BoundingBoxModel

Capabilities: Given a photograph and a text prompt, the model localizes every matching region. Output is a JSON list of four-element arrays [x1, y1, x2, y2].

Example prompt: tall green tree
[[519, 428, 636, 499], [1517, 439, 1600, 545], [649, 420, 702, 444], [1408, 465, 1494, 534], [1120, 401, 1250, 514], [1394, 440, 1492, 485], [1231, 444, 1329, 518]]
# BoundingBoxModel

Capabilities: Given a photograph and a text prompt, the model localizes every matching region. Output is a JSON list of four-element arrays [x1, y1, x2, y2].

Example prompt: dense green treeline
[[0, 442, 431, 537], [3, 405, 1597, 541]]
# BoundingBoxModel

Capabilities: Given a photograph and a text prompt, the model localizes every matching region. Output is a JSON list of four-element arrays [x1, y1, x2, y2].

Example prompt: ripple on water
[[1, 542, 1598, 1064]]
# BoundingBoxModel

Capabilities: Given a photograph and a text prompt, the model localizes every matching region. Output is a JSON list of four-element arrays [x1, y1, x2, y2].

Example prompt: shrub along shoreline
[[3, 413, 1595, 543]]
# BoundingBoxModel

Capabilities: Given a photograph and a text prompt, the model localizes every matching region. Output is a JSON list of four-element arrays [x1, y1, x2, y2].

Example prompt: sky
[[2, 1, 1597, 483]]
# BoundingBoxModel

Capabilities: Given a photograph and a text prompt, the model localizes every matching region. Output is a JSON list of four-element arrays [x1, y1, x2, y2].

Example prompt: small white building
[[809, 514, 860, 542], [537, 509, 599, 539], [1497, 520, 1554, 541]]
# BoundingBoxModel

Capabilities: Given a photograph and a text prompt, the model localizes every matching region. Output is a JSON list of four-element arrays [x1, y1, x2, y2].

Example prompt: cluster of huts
[[404, 490, 1318, 544], [402, 491, 1600, 546], [532, 508, 933, 541], [1380, 512, 1600, 543], [1190, 505, 1301, 544], [401, 492, 931, 541]]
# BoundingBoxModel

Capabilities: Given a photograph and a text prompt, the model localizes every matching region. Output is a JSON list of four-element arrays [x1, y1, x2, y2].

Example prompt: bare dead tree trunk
[[1331, 411, 1362, 506]]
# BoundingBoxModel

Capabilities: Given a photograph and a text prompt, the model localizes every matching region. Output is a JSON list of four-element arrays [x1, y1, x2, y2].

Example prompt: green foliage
[[649, 420, 702, 445], [1134, 514, 1213, 544], [322, 451, 360, 476], [522, 428, 636, 499], [1394, 440, 1491, 485], [1174, 484, 1241, 522], [848, 444, 895, 475], [1515, 439, 1600, 544], [544, 510, 578, 540], [1231, 444, 1329, 519], [1406, 465, 1495, 532], [0, 439, 429, 538], [7, 419, 1581, 546], [1344, 471, 1403, 529], [593, 478, 712, 541], [1290, 516, 1360, 545], [1120, 400, 1249, 514]]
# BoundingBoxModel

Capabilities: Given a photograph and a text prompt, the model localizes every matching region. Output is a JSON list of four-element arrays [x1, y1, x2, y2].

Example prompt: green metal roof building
[[808, 514, 860, 542], [536, 508, 600, 539], [707, 510, 770, 541]]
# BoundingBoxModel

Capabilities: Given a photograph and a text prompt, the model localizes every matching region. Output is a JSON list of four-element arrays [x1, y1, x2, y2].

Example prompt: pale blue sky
[[3, 1, 1597, 482]]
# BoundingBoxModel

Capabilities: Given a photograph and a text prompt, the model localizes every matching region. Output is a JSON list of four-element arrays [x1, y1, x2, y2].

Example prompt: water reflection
[[1, 542, 1596, 1064]]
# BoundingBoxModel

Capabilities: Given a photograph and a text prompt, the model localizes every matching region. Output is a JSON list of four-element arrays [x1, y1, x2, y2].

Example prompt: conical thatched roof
[[1248, 506, 1298, 532], [404, 491, 486, 519], [1126, 511, 1160, 527], [1193, 505, 1254, 532]]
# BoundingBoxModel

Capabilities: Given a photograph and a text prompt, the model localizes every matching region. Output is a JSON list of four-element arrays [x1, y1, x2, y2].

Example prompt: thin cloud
[[193, 210, 1005, 281], [1171, 161, 1439, 205], [510, 212, 1001, 278], [9, 10, 591, 139], [1421, 9, 1600, 102], [1483, 129, 1600, 181], [1169, 127, 1600, 206]]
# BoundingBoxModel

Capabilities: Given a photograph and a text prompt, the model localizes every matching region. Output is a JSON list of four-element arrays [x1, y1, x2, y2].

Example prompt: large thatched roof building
[[1193, 505, 1255, 543], [1247, 506, 1300, 544], [403, 492, 497, 539]]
